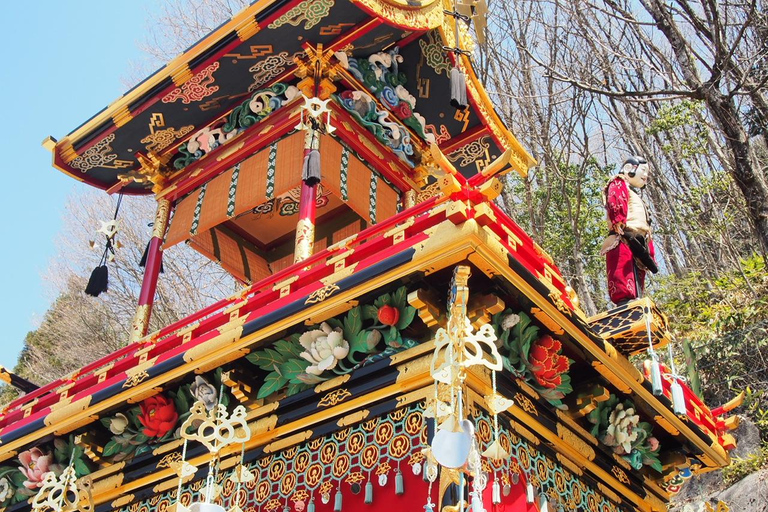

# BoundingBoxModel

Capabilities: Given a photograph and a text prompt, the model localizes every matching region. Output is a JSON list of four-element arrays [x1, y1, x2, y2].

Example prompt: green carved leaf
[[343, 306, 363, 342], [396, 305, 416, 331], [74, 458, 91, 477], [102, 440, 121, 458], [326, 317, 343, 330], [281, 358, 311, 385], [257, 371, 288, 399], [374, 293, 391, 308], [362, 304, 379, 320], [275, 338, 303, 358], [286, 382, 312, 397], [392, 287, 407, 310], [247, 348, 289, 371]]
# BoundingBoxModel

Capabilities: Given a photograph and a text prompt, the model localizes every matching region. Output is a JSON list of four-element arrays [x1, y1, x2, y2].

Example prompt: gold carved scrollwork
[[318, 388, 352, 407], [556, 423, 595, 461], [514, 392, 538, 416], [305, 284, 340, 305], [122, 369, 150, 389], [610, 466, 630, 485]]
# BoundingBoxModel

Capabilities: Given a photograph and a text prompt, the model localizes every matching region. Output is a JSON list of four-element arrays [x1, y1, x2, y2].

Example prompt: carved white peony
[[604, 404, 640, 454], [299, 322, 350, 375]]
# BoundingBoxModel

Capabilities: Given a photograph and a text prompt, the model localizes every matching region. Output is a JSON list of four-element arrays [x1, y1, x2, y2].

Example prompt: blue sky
[[0, 1, 158, 368]]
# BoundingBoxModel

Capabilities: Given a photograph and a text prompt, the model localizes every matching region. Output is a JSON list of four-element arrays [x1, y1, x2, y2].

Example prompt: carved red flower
[[138, 394, 179, 438], [378, 305, 400, 326], [391, 102, 413, 120], [528, 335, 569, 389]]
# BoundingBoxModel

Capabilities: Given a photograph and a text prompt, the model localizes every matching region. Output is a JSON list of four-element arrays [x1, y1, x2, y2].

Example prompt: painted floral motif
[[0, 436, 92, 505], [247, 287, 417, 399], [18, 447, 57, 489], [587, 394, 662, 471], [191, 376, 218, 410], [493, 310, 573, 409], [138, 394, 179, 438], [162, 62, 220, 104], [100, 371, 230, 463], [299, 323, 350, 375]]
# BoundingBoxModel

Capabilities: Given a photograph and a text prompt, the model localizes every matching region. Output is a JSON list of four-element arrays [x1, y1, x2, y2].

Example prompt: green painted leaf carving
[[362, 304, 379, 320], [280, 358, 311, 385], [392, 286, 407, 310], [257, 371, 288, 399], [275, 338, 303, 358], [396, 305, 416, 331], [247, 348, 289, 371], [102, 440, 121, 458], [343, 306, 363, 342]]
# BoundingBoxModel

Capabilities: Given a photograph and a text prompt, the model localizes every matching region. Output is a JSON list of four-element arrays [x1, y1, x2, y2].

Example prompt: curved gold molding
[[349, 0, 445, 30]]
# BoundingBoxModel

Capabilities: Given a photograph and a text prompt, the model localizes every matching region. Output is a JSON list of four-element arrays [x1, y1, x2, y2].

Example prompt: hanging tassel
[[365, 481, 373, 504], [395, 469, 404, 495], [85, 265, 109, 297], [334, 489, 342, 512], [538, 494, 548, 512], [525, 484, 534, 504], [450, 67, 468, 110], [302, 149, 322, 186], [491, 480, 501, 505], [472, 491, 484, 512], [308, 498, 315, 512], [650, 358, 663, 395], [671, 379, 687, 415], [139, 240, 164, 273]]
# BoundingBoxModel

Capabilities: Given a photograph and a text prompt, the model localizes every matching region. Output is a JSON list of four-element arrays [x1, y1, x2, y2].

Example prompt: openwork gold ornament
[[305, 284, 340, 305], [31, 467, 93, 512], [180, 401, 251, 453]]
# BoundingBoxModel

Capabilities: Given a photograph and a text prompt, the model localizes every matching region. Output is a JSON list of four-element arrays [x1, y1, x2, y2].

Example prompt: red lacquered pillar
[[294, 136, 319, 264], [130, 198, 171, 342]]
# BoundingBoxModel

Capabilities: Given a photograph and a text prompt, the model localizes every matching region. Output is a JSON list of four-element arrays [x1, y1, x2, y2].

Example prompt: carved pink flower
[[18, 447, 54, 489]]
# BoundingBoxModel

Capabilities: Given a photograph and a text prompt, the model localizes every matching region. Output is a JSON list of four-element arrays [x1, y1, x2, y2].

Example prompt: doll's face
[[626, 163, 649, 189]]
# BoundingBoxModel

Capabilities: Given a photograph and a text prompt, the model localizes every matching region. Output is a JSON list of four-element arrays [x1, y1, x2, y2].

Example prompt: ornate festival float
[[0, 1, 743, 512]]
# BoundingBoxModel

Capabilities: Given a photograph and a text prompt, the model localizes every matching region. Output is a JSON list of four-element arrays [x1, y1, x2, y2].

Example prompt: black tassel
[[450, 67, 468, 110], [85, 265, 109, 297], [302, 149, 322, 186], [139, 240, 150, 267], [139, 240, 164, 273]]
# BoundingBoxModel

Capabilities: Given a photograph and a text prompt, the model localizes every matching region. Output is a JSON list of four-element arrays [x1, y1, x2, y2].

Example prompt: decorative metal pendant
[[378, 473, 388, 486]]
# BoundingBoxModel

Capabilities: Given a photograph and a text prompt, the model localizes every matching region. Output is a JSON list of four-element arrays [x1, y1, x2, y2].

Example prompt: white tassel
[[538, 494, 549, 512], [308, 498, 315, 512], [472, 491, 485, 512], [492, 480, 501, 504], [650, 358, 663, 395], [365, 481, 373, 504], [395, 469, 404, 495], [671, 379, 687, 415], [450, 67, 468, 110], [334, 490, 342, 512], [526, 484, 534, 504]]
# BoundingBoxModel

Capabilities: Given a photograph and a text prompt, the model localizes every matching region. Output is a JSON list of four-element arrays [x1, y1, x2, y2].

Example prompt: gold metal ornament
[[180, 401, 251, 453], [31, 467, 93, 512]]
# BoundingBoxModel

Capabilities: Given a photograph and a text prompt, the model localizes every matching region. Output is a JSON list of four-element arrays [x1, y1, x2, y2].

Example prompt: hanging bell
[[650, 357, 663, 395], [395, 469, 404, 495], [511, 472, 519, 485], [321, 494, 330, 505], [491, 480, 501, 505], [671, 379, 687, 415], [365, 481, 373, 504], [334, 490, 342, 512], [526, 484, 534, 504]]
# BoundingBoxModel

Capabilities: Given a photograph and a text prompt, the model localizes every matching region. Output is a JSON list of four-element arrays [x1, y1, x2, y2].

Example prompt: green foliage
[[721, 443, 768, 485], [248, 286, 419, 401], [646, 100, 708, 159], [492, 310, 573, 409], [505, 157, 613, 312]]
